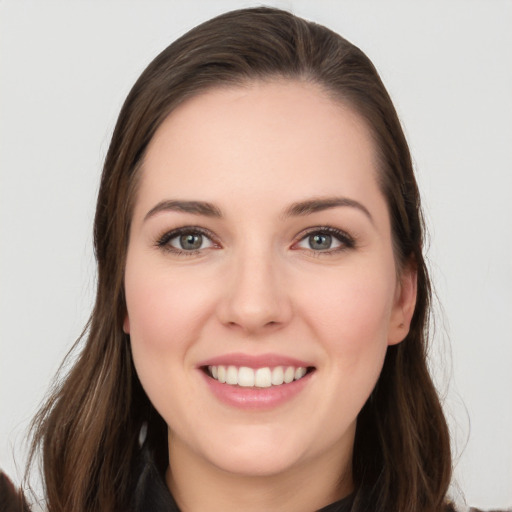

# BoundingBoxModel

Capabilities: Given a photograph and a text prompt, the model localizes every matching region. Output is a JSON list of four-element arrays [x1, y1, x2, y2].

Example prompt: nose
[[216, 245, 293, 335]]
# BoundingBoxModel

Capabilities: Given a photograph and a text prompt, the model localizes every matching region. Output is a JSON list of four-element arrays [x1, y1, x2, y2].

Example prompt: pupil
[[310, 233, 331, 250], [180, 233, 202, 250]]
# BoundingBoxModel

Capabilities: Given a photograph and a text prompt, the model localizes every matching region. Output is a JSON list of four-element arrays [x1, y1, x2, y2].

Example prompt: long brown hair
[[27, 7, 451, 511]]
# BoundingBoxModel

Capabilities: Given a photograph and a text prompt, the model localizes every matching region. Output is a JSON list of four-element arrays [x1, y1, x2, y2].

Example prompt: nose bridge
[[219, 236, 291, 332]]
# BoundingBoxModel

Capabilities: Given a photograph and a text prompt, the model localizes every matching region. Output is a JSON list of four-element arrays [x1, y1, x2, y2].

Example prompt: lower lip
[[201, 370, 314, 410]]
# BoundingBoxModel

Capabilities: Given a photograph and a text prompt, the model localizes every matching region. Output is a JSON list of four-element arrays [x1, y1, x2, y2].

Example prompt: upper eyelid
[[160, 225, 216, 238], [294, 226, 354, 241], [156, 226, 219, 247]]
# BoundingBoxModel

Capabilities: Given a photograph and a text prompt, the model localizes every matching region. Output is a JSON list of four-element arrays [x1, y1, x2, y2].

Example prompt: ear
[[388, 261, 417, 346], [123, 314, 131, 334]]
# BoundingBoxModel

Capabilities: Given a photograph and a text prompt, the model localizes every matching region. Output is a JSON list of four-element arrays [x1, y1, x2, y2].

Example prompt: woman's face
[[124, 80, 416, 481]]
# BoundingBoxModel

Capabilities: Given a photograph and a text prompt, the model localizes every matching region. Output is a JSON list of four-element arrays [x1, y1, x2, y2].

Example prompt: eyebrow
[[144, 196, 373, 223], [144, 200, 222, 221], [283, 197, 374, 224]]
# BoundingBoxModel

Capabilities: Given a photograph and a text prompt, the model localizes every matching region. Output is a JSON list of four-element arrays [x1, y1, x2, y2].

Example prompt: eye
[[301, 233, 338, 251], [174, 232, 211, 251], [294, 227, 354, 253], [157, 227, 216, 254]]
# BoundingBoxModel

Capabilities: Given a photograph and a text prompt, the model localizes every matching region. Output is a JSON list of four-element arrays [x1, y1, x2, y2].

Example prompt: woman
[[23, 7, 454, 511]]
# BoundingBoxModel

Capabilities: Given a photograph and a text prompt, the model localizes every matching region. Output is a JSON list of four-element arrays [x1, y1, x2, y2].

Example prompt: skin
[[123, 80, 417, 512]]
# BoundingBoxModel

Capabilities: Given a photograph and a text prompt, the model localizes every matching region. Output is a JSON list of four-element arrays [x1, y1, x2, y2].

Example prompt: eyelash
[[292, 226, 356, 256], [155, 226, 356, 256], [155, 226, 218, 256]]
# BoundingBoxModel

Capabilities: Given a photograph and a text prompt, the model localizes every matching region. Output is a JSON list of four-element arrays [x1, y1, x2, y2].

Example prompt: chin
[[194, 426, 309, 477], [210, 448, 301, 478]]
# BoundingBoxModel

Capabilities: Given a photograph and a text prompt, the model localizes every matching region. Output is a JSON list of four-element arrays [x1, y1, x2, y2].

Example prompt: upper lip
[[197, 352, 314, 369]]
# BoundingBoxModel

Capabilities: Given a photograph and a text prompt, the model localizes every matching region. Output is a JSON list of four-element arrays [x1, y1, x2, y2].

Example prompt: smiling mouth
[[204, 365, 315, 388]]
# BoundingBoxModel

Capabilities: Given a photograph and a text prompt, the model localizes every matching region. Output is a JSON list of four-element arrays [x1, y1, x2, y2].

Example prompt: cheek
[[123, 257, 217, 411], [125, 260, 213, 351], [124, 267, 222, 442], [297, 263, 396, 366]]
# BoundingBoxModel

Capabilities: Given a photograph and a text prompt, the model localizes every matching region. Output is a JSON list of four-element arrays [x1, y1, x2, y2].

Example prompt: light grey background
[[1, 1, 511, 508]]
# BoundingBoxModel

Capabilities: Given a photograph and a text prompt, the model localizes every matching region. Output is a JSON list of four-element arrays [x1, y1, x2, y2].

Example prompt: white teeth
[[284, 366, 295, 383], [238, 366, 255, 387], [207, 365, 309, 387], [226, 365, 238, 385], [255, 367, 272, 388], [295, 367, 307, 380], [271, 366, 284, 385]]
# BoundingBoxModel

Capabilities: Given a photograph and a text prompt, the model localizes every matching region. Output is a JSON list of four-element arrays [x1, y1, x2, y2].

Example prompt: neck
[[166, 434, 354, 512]]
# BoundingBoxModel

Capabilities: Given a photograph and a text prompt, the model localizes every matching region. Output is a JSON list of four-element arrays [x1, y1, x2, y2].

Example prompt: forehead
[[136, 79, 384, 219]]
